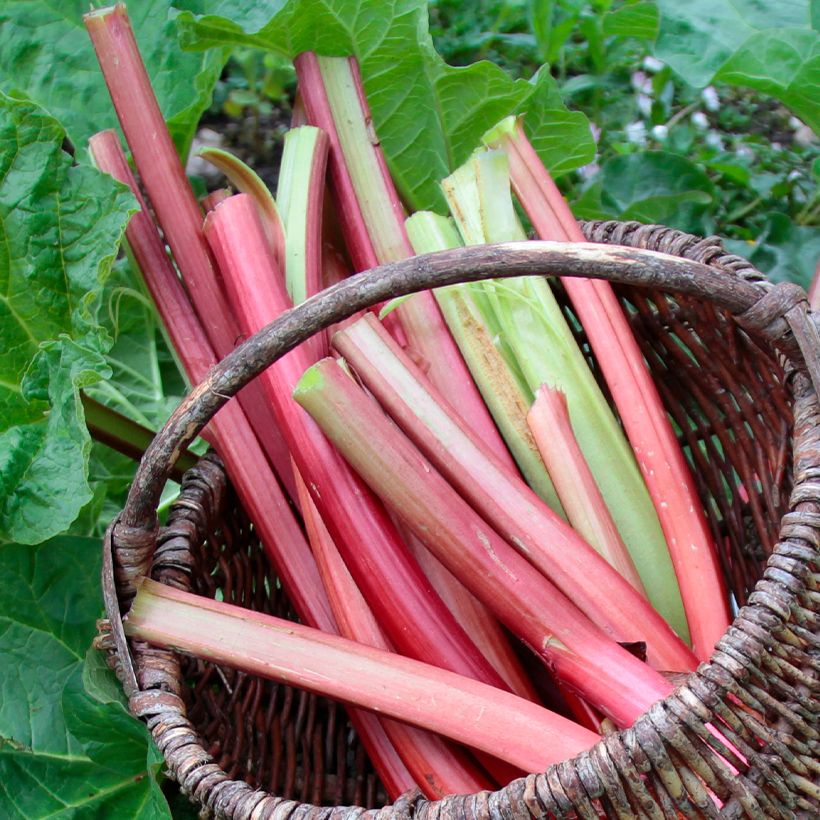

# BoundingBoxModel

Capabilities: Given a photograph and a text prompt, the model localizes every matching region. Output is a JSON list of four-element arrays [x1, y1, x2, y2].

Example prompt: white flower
[[701, 86, 720, 112], [578, 162, 601, 180], [691, 111, 709, 130], [642, 56, 664, 73], [630, 71, 652, 94], [651, 124, 668, 141], [637, 93, 652, 117], [625, 120, 647, 145], [705, 131, 724, 150]]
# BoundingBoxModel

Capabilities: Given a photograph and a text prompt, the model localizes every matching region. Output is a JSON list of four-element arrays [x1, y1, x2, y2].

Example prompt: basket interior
[[151, 279, 794, 806]]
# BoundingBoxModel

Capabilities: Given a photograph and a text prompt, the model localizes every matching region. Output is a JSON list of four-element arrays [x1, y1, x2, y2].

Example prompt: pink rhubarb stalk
[[527, 386, 646, 594], [89, 131, 412, 796], [294, 358, 676, 727], [294, 474, 494, 797], [85, 4, 297, 502], [294, 52, 517, 472], [333, 314, 696, 672], [202, 193, 510, 691], [126, 578, 601, 773], [484, 118, 730, 659]]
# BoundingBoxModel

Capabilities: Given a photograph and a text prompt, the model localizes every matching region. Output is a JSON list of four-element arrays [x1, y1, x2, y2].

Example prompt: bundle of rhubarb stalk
[[87, 3, 744, 802]]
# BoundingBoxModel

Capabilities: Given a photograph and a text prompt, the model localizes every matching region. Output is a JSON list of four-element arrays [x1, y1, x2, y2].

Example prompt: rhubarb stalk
[[483, 116, 730, 659], [197, 146, 287, 271], [89, 131, 412, 794], [203, 194, 511, 691], [294, 474, 494, 796], [295, 358, 676, 727], [405, 212, 564, 510], [441, 148, 690, 643], [126, 578, 601, 773], [527, 386, 646, 594], [85, 4, 297, 501], [333, 314, 695, 672], [294, 53, 517, 471]]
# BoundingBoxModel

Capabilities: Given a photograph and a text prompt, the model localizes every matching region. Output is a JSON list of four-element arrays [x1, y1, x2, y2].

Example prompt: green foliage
[[0, 93, 135, 544], [0, 537, 171, 817], [0, 0, 227, 158], [176, 0, 595, 211], [0, 1, 816, 815], [655, 0, 819, 133]]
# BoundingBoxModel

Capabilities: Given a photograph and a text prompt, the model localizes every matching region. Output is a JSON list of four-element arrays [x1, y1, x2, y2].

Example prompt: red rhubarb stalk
[[89, 132, 412, 795], [126, 578, 601, 773], [333, 314, 696, 672], [294, 52, 517, 472], [201, 188, 231, 212], [294, 358, 676, 727], [202, 194, 510, 691], [84, 4, 297, 502], [294, 474, 494, 797], [483, 117, 730, 659], [527, 386, 646, 594]]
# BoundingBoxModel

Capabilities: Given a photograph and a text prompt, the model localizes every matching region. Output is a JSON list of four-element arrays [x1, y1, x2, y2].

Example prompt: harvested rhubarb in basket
[[84, 1, 739, 800]]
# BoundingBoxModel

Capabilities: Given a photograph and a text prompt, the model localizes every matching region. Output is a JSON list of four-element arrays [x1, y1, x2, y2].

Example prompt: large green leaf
[[0, 536, 170, 818], [175, 0, 594, 211], [655, 0, 819, 133], [725, 213, 820, 288], [595, 151, 716, 235], [0, 93, 135, 544], [0, 0, 227, 158]]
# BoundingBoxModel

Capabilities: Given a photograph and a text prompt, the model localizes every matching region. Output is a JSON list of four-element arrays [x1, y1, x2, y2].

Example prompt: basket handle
[[105, 241, 819, 632]]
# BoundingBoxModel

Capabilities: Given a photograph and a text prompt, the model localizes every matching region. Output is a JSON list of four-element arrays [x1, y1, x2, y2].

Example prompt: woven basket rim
[[101, 221, 820, 819]]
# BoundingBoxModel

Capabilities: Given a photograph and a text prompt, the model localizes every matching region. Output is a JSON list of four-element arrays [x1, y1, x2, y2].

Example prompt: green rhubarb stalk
[[198, 146, 286, 272], [294, 359, 675, 727], [441, 149, 689, 643], [126, 578, 601, 772], [483, 116, 728, 660], [405, 212, 564, 512], [527, 386, 646, 594], [333, 314, 695, 672], [276, 126, 330, 306]]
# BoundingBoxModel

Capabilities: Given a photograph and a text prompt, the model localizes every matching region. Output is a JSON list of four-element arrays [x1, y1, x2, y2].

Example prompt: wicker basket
[[98, 222, 820, 819]]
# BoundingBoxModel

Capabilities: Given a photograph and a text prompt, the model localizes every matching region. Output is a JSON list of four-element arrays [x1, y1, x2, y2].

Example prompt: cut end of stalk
[[480, 115, 521, 149], [293, 363, 326, 398]]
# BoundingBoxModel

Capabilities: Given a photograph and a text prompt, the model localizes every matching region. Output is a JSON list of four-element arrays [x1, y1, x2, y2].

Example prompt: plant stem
[[295, 358, 675, 727], [293, 473, 495, 796], [197, 146, 287, 271], [203, 193, 510, 690], [126, 578, 601, 773], [81, 394, 196, 482], [333, 314, 694, 672], [276, 126, 330, 307], [85, 5, 297, 502], [483, 117, 730, 659], [295, 52, 517, 471], [527, 386, 645, 594]]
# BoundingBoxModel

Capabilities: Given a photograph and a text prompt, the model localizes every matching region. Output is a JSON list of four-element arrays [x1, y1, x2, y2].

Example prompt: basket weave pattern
[[98, 223, 819, 818]]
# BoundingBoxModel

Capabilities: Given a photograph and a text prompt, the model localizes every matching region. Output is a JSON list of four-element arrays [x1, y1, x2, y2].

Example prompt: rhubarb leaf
[[0, 536, 170, 818], [175, 0, 594, 211], [0, 93, 135, 544], [596, 151, 715, 234], [0, 0, 227, 158], [654, 0, 819, 133], [725, 213, 820, 288], [602, 2, 659, 41]]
